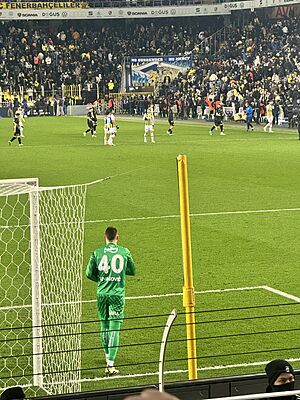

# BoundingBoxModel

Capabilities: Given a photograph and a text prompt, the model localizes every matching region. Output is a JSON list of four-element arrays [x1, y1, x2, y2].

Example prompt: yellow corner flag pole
[[176, 154, 198, 380]]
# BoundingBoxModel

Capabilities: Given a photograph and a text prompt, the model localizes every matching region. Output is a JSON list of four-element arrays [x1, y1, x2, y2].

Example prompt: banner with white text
[[0, 0, 299, 19], [0, 2, 87, 9], [129, 55, 192, 89]]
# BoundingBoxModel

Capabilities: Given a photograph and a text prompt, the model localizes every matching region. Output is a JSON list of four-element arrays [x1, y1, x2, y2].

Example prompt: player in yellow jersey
[[143, 106, 155, 143], [264, 100, 274, 133]]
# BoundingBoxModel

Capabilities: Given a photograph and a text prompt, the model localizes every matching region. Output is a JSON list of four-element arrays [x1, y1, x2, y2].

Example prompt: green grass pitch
[[0, 115, 300, 393]]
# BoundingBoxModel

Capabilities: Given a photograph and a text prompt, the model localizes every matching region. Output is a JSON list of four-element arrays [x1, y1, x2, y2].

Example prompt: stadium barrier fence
[[1, 301, 300, 397], [30, 371, 300, 400]]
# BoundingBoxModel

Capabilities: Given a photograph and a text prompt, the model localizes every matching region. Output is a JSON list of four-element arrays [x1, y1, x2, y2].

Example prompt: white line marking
[[75, 358, 300, 383], [3, 358, 300, 389], [0, 129, 296, 150], [82, 285, 265, 303], [263, 286, 300, 303], [2, 286, 299, 311], [85, 207, 300, 224], [3, 284, 296, 310], [0, 286, 265, 311], [1, 207, 300, 231]]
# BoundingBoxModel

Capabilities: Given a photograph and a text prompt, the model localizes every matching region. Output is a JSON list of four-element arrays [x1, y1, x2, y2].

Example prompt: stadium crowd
[[159, 14, 300, 120], [0, 13, 299, 122], [120, 14, 299, 123]]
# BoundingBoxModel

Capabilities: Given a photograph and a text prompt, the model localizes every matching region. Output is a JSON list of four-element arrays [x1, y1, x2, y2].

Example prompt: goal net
[[0, 179, 86, 396]]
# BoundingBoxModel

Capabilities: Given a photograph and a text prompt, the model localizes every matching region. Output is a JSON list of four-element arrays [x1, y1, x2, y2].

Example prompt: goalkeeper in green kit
[[86, 226, 136, 376]]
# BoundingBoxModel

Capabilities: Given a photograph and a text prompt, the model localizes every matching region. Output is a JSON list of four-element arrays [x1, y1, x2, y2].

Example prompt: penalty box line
[[85, 207, 300, 225], [81, 285, 265, 305], [1, 207, 300, 230], [42, 285, 300, 306], [76, 358, 300, 384], [0, 286, 265, 311], [4, 286, 299, 310], [262, 286, 300, 303]]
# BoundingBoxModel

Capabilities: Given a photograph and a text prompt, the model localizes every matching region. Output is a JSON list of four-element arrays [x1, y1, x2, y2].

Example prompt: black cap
[[0, 387, 25, 400], [265, 360, 295, 386]]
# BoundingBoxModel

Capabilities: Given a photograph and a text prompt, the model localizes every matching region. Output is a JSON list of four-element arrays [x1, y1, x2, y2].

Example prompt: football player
[[104, 110, 112, 146], [143, 106, 155, 143], [8, 111, 23, 146], [83, 104, 97, 137], [264, 100, 274, 133], [167, 107, 174, 136], [209, 104, 226, 136]]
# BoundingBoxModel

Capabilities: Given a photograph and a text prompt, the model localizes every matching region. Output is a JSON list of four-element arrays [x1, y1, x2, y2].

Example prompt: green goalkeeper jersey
[[86, 243, 136, 296]]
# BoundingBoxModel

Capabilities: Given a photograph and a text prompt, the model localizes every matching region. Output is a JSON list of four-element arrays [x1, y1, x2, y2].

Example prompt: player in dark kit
[[8, 112, 23, 146], [209, 104, 226, 136], [167, 108, 174, 136], [83, 105, 97, 137]]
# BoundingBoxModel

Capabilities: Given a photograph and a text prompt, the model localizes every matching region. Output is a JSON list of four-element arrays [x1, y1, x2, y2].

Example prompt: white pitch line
[[85, 207, 300, 224], [1, 285, 298, 312], [262, 286, 300, 303], [1, 136, 295, 150], [76, 358, 300, 383], [81, 285, 265, 303], [1, 207, 300, 231], [0, 286, 264, 311], [4, 358, 300, 389]]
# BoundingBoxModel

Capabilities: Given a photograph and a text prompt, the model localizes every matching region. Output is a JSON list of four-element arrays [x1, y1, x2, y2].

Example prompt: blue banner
[[129, 55, 192, 87]]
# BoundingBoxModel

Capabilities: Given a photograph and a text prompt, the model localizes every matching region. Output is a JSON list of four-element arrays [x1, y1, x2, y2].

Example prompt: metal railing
[[197, 25, 231, 57]]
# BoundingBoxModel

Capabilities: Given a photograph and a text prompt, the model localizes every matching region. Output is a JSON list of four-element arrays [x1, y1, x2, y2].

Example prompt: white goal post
[[0, 178, 87, 397]]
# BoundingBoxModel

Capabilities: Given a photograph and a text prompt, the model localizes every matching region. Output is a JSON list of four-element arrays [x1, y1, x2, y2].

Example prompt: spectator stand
[[0, 15, 298, 124]]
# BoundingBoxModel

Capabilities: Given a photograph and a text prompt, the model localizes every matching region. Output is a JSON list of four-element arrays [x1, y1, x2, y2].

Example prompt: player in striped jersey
[[109, 109, 117, 146], [143, 106, 155, 143], [104, 110, 113, 146], [17, 107, 25, 137], [264, 100, 274, 133]]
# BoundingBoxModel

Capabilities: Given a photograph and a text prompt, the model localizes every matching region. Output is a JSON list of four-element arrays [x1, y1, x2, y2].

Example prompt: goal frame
[[0, 178, 43, 388]]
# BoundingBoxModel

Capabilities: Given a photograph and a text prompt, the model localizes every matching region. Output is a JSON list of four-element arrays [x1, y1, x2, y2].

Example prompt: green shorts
[[97, 294, 125, 322]]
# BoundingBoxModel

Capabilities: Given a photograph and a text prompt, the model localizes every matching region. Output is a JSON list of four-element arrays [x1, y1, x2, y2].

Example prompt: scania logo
[[127, 11, 148, 15]]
